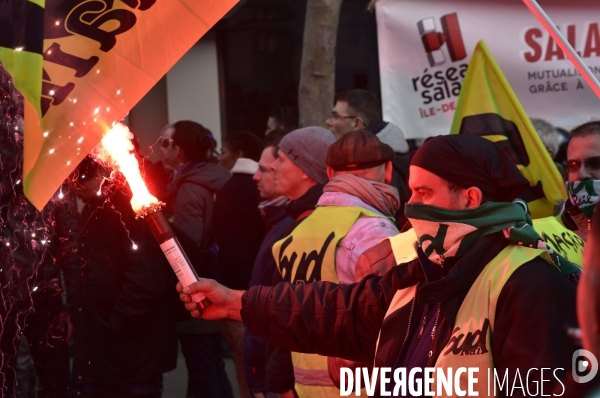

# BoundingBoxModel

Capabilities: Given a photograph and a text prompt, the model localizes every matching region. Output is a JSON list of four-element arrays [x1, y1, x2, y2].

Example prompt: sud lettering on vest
[[272, 205, 389, 397], [276, 231, 336, 284], [381, 230, 554, 397], [434, 245, 546, 397], [443, 318, 490, 357]]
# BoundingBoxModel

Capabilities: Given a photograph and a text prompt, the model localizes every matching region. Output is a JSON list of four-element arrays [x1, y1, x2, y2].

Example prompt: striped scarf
[[405, 199, 581, 284]]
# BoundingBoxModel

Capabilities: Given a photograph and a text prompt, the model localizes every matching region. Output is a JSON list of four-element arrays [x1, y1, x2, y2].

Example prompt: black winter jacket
[[214, 172, 264, 290], [73, 191, 178, 384], [242, 233, 592, 397]]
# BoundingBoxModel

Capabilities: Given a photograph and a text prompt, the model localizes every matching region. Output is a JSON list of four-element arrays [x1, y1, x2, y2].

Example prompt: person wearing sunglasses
[[564, 121, 600, 241]]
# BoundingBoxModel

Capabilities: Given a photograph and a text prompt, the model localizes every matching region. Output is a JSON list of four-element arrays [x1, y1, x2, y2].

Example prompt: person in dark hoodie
[[243, 130, 295, 398], [163, 121, 231, 254], [215, 131, 265, 398], [162, 120, 234, 398]]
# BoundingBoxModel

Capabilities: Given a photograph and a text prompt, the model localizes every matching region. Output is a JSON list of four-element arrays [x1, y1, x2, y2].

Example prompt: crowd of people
[[1, 58, 600, 398]]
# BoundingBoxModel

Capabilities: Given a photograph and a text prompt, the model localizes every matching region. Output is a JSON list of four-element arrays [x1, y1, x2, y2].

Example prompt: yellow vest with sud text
[[382, 230, 555, 397], [272, 205, 388, 397], [432, 244, 547, 397]]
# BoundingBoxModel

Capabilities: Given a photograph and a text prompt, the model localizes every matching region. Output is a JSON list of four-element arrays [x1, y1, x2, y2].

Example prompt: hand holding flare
[[98, 123, 211, 308]]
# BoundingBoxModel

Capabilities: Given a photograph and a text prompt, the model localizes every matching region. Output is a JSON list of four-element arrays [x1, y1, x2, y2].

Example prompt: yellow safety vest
[[272, 205, 388, 398], [432, 245, 547, 397], [381, 229, 556, 397]]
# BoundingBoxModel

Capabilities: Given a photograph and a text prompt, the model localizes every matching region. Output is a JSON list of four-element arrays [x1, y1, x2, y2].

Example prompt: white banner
[[376, 0, 600, 139]]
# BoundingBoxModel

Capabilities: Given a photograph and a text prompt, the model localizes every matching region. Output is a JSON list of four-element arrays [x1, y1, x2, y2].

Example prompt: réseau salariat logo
[[417, 12, 467, 67], [444, 318, 490, 356]]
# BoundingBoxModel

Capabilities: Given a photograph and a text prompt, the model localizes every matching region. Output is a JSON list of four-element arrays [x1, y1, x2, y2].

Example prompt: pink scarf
[[324, 174, 400, 218]]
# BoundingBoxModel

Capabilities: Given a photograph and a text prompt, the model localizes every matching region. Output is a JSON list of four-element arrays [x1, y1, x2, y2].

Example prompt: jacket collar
[[417, 232, 508, 305], [365, 121, 410, 154], [317, 191, 384, 215], [231, 158, 258, 175], [177, 160, 207, 177], [263, 204, 290, 230], [286, 184, 324, 220]]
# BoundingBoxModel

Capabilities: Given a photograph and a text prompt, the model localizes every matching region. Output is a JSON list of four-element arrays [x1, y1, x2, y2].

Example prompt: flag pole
[[522, 0, 600, 100]]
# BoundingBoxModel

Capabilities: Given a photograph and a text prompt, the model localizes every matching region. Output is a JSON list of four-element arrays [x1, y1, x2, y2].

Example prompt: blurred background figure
[[530, 118, 567, 176], [265, 107, 298, 136], [163, 121, 234, 398], [215, 131, 265, 398]]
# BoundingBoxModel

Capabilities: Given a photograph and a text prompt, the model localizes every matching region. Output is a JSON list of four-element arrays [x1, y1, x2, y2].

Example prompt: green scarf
[[566, 180, 600, 218], [405, 199, 581, 283]]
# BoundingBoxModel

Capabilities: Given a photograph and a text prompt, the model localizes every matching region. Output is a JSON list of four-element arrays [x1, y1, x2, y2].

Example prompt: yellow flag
[[450, 40, 567, 219], [18, 0, 238, 210], [0, 1, 45, 152]]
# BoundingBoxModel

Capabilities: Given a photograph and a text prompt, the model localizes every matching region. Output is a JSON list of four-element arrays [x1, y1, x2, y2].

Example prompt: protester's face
[[567, 134, 600, 181], [407, 166, 467, 210], [272, 150, 307, 200], [326, 101, 360, 140], [266, 117, 279, 135], [218, 144, 239, 171], [159, 127, 176, 171], [253, 146, 277, 200]]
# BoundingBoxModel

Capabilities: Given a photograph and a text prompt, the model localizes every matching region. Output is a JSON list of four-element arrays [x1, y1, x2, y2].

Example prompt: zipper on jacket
[[417, 310, 428, 339], [399, 282, 419, 351], [404, 303, 429, 361]]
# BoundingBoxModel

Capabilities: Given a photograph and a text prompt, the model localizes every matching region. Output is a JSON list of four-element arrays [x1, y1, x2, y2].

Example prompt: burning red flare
[[97, 123, 159, 213]]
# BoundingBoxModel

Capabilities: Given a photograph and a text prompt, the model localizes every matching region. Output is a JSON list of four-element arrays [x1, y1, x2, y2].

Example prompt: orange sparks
[[98, 123, 159, 213]]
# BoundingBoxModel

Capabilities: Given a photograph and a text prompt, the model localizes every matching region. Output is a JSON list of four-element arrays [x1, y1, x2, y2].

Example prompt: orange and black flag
[[1, 0, 239, 211], [450, 40, 567, 220]]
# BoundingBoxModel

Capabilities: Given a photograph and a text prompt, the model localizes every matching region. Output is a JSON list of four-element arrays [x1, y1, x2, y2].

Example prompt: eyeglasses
[[160, 137, 173, 148], [329, 111, 357, 121], [567, 156, 600, 173]]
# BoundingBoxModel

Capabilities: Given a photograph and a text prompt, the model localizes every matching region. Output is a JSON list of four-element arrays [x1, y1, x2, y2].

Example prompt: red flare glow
[[97, 123, 158, 214]]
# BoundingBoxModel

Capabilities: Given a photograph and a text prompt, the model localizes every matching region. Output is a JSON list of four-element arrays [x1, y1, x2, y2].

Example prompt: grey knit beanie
[[278, 126, 335, 184]]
